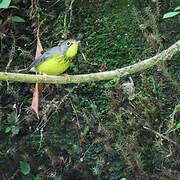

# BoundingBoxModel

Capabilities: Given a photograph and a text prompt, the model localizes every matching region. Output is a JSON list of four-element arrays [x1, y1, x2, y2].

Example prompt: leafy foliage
[[11, 16, 25, 23], [163, 6, 180, 19], [0, 0, 180, 179], [0, 0, 11, 8], [20, 161, 31, 175]]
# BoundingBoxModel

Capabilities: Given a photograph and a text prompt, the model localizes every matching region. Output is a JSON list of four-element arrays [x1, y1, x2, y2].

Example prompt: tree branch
[[0, 39, 180, 84]]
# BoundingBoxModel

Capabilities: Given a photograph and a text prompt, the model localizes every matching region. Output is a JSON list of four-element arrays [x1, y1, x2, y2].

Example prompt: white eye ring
[[66, 41, 72, 46]]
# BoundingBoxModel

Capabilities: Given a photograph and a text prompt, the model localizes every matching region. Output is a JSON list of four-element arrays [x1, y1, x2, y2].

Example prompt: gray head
[[59, 39, 80, 58]]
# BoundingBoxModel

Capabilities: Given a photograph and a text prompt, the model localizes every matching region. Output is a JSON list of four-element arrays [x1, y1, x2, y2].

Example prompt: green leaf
[[84, 125, 89, 134], [36, 13, 40, 18], [174, 6, 180, 11], [0, 0, 11, 8], [7, 118, 14, 123], [8, 5, 18, 9], [176, 123, 180, 129], [11, 126, 19, 135], [11, 16, 25, 23], [11, 111, 19, 122], [5, 127, 11, 133], [0, 19, 2, 25], [163, 12, 180, 19], [20, 161, 31, 175]]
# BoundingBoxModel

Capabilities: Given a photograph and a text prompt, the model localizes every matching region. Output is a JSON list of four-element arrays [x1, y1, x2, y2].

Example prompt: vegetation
[[0, 0, 180, 179]]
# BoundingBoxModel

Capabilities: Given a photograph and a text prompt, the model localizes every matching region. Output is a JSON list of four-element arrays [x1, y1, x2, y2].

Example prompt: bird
[[27, 39, 80, 75]]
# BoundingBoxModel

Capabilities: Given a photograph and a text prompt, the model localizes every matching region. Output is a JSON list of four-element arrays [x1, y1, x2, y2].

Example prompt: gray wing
[[27, 46, 61, 71]]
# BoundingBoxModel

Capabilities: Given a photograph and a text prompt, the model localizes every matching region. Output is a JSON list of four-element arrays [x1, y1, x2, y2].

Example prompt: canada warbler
[[27, 39, 80, 75]]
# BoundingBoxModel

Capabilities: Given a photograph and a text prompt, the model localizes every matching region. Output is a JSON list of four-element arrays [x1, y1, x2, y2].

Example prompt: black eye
[[66, 41, 72, 46]]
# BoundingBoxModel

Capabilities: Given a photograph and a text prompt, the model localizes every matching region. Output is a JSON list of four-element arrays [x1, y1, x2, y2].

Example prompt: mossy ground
[[0, 0, 180, 179]]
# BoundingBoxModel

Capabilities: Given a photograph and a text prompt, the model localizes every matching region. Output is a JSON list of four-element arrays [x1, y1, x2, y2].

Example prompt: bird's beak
[[73, 40, 81, 45]]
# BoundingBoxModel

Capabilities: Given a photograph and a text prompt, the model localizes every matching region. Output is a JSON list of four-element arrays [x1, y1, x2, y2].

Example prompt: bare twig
[[143, 126, 180, 148], [5, 35, 16, 72]]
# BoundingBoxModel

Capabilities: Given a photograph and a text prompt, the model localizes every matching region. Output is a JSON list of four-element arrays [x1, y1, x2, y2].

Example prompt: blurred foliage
[[0, 0, 180, 179]]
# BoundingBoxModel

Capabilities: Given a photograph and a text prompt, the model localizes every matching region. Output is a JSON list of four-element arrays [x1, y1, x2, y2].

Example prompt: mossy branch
[[0, 39, 180, 84]]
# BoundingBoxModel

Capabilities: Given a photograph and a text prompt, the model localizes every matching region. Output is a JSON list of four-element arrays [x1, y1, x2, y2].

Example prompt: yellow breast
[[35, 54, 71, 75]]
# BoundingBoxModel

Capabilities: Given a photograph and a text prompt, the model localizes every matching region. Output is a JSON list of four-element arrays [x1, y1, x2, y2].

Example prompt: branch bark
[[0, 39, 180, 84]]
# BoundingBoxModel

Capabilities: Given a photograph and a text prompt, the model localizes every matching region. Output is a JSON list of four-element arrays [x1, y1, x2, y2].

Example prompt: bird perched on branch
[[27, 39, 80, 75]]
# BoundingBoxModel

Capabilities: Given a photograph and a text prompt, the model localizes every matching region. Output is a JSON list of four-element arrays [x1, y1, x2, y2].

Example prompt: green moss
[[0, 0, 180, 179]]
